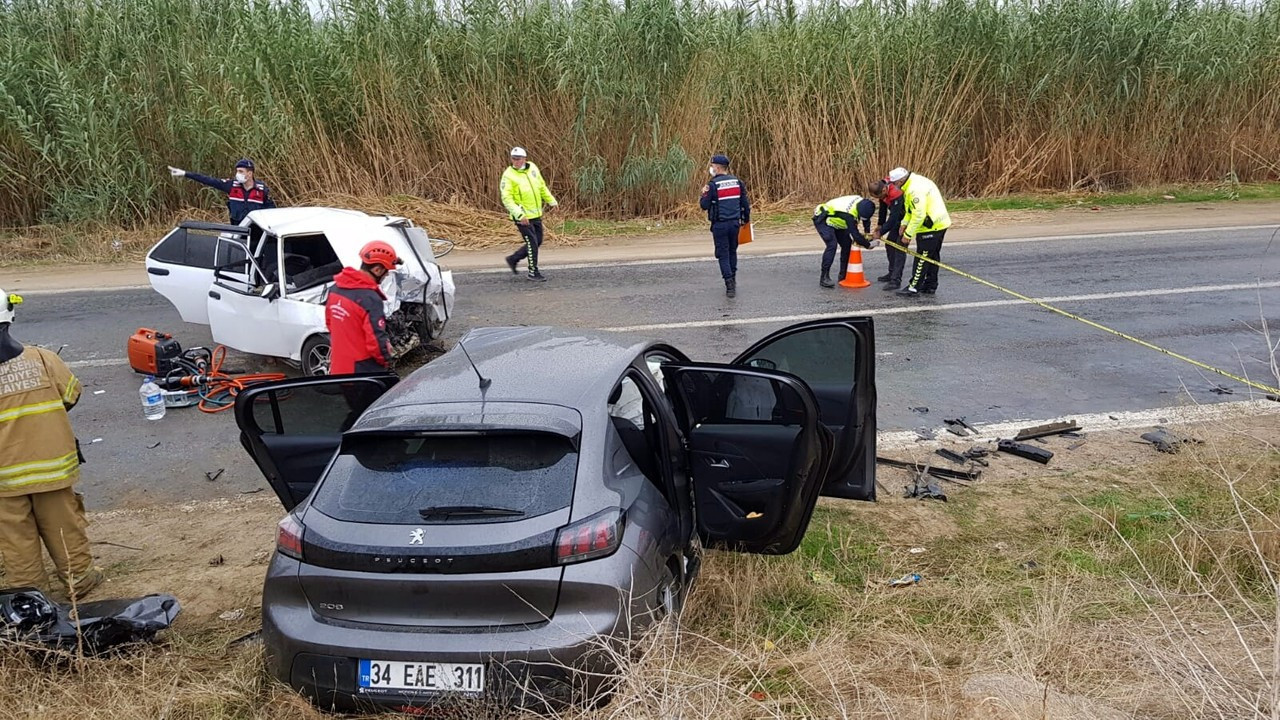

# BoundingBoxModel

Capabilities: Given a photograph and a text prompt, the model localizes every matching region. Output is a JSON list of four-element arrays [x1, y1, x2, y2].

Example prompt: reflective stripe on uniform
[[0, 399, 63, 424], [62, 376, 79, 403], [0, 451, 79, 491]]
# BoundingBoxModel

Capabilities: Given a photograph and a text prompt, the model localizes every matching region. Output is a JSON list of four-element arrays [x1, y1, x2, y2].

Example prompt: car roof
[[242, 207, 409, 238], [365, 326, 658, 416]]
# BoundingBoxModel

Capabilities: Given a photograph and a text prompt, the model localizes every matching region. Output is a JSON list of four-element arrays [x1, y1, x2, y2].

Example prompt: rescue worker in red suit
[[326, 241, 400, 375]]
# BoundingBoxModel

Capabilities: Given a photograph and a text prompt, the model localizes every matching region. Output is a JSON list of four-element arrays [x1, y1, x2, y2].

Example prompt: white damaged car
[[145, 207, 456, 375]]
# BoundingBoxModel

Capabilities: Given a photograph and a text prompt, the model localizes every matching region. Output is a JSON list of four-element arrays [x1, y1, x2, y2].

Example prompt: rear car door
[[144, 222, 243, 324], [233, 374, 398, 509], [733, 318, 877, 501], [663, 364, 833, 555]]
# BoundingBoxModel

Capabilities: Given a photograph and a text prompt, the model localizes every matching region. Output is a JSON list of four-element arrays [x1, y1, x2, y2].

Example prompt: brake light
[[555, 509, 623, 565], [277, 514, 304, 560]]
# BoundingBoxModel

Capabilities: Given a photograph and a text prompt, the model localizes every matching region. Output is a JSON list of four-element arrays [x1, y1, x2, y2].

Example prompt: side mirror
[[262, 285, 280, 301], [745, 358, 777, 371]]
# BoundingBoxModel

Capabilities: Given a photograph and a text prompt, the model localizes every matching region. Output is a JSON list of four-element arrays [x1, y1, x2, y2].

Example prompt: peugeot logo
[[409, 528, 425, 545]]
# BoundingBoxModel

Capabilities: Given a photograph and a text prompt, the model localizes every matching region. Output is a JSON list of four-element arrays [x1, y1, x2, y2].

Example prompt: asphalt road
[[16, 225, 1280, 510]]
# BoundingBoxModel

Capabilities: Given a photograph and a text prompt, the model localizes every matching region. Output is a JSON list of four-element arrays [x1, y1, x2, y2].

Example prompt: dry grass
[[2, 417, 1277, 719]]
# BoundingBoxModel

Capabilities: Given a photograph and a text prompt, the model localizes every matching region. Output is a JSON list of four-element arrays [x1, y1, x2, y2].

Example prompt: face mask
[[235, 172, 247, 183], [708, 166, 715, 176]]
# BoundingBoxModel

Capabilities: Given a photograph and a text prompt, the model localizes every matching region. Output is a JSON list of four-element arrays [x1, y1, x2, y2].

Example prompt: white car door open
[[206, 236, 294, 358]]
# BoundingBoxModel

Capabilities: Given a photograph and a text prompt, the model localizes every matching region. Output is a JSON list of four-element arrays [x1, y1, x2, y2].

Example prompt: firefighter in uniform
[[869, 177, 907, 289], [0, 290, 102, 596], [813, 195, 877, 288], [501, 147, 558, 282], [889, 167, 952, 296], [326, 242, 400, 375], [168, 157, 275, 224], [699, 154, 751, 298]]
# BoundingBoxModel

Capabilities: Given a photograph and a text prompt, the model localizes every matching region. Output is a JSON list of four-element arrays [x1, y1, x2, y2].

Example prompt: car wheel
[[301, 335, 331, 376]]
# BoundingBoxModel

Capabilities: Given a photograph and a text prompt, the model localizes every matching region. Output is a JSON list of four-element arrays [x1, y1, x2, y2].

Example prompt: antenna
[[457, 339, 491, 390]]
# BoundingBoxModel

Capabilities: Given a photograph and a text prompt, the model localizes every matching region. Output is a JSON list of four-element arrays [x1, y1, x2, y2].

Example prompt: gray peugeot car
[[233, 318, 877, 711]]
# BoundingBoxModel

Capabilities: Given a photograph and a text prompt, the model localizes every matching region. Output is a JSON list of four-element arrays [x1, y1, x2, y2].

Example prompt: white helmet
[[0, 289, 20, 325], [887, 167, 909, 182], [510, 146, 528, 158]]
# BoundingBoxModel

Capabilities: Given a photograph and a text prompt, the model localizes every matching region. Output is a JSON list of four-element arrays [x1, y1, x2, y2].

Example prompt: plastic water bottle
[[140, 376, 165, 421]]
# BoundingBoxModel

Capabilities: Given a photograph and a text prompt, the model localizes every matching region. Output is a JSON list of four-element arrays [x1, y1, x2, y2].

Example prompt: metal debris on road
[[1209, 385, 1234, 395], [996, 439, 1054, 464], [1013, 420, 1079, 441], [147, 441, 161, 449], [915, 427, 937, 441], [205, 468, 225, 482], [935, 448, 968, 465], [944, 418, 978, 436], [910, 406, 929, 413], [1067, 440, 1087, 450]]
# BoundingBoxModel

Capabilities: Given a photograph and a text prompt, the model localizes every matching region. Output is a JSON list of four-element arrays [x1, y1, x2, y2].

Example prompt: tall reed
[[2, 0, 1278, 226]]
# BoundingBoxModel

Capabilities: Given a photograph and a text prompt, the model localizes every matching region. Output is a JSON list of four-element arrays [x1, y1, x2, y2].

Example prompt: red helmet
[[359, 241, 402, 270]]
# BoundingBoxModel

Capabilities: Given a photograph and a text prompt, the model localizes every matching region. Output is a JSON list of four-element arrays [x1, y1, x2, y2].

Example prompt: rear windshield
[[313, 433, 578, 524]]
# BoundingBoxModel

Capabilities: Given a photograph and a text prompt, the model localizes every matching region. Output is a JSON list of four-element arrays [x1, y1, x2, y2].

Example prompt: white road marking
[[67, 358, 131, 368], [20, 284, 151, 297], [878, 398, 1280, 451], [601, 280, 1280, 332], [454, 223, 1278, 275]]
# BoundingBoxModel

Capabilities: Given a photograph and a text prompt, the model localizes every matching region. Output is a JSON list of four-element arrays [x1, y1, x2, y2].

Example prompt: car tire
[[301, 334, 331, 376]]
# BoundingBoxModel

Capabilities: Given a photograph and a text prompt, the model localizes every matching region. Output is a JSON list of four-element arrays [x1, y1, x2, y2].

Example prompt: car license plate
[[358, 659, 484, 693]]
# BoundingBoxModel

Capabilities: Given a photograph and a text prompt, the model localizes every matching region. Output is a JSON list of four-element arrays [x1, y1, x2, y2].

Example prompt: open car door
[[145, 222, 246, 325], [234, 374, 398, 510], [733, 318, 877, 501], [663, 364, 833, 555]]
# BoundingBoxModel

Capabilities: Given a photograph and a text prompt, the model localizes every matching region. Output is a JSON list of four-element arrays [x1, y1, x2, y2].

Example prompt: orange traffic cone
[[838, 246, 872, 289]]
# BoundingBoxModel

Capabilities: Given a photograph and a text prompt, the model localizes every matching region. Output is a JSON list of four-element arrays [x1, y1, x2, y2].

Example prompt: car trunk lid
[[297, 508, 569, 627]]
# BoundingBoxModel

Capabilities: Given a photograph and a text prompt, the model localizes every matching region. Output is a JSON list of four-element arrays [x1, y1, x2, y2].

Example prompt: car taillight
[[555, 509, 623, 565], [277, 513, 304, 560]]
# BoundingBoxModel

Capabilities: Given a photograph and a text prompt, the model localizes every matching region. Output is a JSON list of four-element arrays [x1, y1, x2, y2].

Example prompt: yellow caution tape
[[879, 237, 1280, 396]]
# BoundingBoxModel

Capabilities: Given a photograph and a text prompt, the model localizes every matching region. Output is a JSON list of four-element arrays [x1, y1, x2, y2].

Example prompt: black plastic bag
[[0, 587, 180, 655]]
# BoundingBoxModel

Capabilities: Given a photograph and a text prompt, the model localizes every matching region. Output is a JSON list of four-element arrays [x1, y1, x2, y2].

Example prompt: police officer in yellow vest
[[501, 147, 558, 282], [888, 167, 952, 296], [0, 290, 102, 596], [813, 195, 877, 288]]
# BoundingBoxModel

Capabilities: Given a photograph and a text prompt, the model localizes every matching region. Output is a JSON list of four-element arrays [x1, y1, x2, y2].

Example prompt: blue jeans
[[711, 221, 740, 280]]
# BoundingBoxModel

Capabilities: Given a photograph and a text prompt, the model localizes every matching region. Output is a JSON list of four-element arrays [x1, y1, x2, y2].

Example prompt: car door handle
[[208, 290, 221, 300], [708, 458, 731, 468], [147, 267, 170, 276]]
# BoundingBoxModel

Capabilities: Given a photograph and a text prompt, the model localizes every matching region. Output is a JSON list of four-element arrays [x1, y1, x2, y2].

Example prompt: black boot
[[820, 270, 835, 288], [725, 277, 736, 298]]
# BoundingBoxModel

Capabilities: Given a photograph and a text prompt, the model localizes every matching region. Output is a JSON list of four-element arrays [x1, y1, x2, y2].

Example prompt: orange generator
[[127, 328, 184, 376]]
